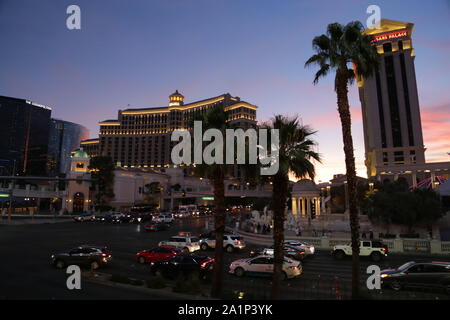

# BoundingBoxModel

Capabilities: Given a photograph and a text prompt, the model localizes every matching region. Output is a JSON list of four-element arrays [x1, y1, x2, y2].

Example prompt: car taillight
[[234, 240, 240, 245], [101, 253, 109, 257]]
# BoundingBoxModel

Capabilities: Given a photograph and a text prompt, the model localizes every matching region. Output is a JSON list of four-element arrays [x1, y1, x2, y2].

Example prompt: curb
[[83, 272, 213, 300]]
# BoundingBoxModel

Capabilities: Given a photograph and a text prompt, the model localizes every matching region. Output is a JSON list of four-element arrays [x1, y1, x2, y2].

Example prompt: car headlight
[[381, 274, 389, 278]]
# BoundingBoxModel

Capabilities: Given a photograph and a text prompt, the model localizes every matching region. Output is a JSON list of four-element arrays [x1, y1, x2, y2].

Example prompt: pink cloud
[[421, 102, 450, 161]]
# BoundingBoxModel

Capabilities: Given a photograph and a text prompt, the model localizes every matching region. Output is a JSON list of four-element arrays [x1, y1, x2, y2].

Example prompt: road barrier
[[232, 228, 450, 255]]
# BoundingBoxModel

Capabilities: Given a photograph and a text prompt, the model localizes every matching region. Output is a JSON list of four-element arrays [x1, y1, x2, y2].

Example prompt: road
[[0, 217, 448, 299]]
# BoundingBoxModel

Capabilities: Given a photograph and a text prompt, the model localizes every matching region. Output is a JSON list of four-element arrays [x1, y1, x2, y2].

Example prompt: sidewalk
[[0, 215, 72, 225]]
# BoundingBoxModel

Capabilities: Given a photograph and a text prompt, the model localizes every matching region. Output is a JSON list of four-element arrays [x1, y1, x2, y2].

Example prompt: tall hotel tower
[[81, 91, 257, 168], [358, 19, 426, 179]]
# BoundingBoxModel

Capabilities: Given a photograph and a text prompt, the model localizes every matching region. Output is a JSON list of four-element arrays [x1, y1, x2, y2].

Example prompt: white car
[[153, 213, 174, 224], [285, 240, 315, 255], [229, 255, 302, 280], [200, 233, 246, 252], [158, 235, 201, 253]]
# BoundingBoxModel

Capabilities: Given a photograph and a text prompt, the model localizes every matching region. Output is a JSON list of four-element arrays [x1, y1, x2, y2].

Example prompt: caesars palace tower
[[358, 19, 450, 185]]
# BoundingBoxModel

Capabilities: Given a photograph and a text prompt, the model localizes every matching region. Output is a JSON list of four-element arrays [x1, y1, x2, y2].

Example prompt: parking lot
[[1, 217, 449, 299]]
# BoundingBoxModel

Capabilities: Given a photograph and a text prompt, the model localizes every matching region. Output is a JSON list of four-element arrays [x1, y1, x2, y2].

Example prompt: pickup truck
[[332, 240, 388, 262]]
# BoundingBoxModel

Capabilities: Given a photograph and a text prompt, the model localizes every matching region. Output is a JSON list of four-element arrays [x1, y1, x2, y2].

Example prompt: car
[[250, 245, 306, 261], [158, 233, 201, 253], [136, 246, 182, 264], [93, 213, 113, 223], [50, 245, 112, 270], [285, 240, 315, 256], [150, 254, 215, 279], [332, 240, 388, 261], [175, 210, 190, 219], [229, 255, 302, 280], [73, 213, 95, 222], [153, 213, 174, 224], [381, 261, 450, 294], [199, 232, 246, 253], [143, 221, 170, 232]]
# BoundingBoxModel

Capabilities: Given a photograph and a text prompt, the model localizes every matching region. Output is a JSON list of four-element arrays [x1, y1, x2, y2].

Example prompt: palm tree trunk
[[336, 70, 361, 299], [271, 173, 288, 300], [211, 167, 225, 298]]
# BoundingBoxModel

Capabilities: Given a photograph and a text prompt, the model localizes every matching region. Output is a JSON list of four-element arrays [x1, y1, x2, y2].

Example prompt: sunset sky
[[1, 0, 449, 182]]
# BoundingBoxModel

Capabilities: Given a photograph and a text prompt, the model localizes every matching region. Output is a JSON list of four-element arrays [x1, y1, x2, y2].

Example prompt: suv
[[50, 245, 112, 270], [332, 240, 388, 261], [159, 233, 200, 253], [381, 261, 450, 294], [199, 232, 246, 253]]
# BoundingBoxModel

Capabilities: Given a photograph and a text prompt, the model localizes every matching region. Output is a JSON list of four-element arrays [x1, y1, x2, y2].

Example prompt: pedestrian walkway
[[0, 216, 72, 225]]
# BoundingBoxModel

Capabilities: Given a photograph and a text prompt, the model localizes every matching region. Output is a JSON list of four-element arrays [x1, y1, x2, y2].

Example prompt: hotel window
[[383, 42, 392, 53], [394, 151, 404, 163]]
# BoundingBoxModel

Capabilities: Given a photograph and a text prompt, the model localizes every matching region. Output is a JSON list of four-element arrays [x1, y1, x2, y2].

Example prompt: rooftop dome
[[169, 90, 184, 106], [72, 149, 89, 159], [292, 179, 319, 193]]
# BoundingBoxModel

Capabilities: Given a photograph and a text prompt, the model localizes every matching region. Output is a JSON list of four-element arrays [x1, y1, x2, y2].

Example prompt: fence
[[233, 228, 450, 255]]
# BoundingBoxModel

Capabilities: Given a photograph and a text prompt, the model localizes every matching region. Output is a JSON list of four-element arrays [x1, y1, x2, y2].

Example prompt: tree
[[263, 115, 321, 299], [305, 21, 379, 299], [143, 181, 162, 208], [88, 156, 115, 212], [189, 105, 233, 298], [367, 180, 445, 234]]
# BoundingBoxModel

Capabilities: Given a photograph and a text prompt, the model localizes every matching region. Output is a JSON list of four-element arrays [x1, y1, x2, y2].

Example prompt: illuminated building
[[359, 20, 450, 185], [81, 91, 258, 168], [0, 95, 52, 176], [48, 119, 89, 175]]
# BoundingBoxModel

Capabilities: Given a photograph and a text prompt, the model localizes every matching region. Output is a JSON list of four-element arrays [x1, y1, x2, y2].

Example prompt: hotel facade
[[81, 91, 257, 168], [359, 19, 450, 186]]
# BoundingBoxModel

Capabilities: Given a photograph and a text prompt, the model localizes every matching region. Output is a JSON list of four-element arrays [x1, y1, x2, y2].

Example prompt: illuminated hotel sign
[[371, 30, 408, 43]]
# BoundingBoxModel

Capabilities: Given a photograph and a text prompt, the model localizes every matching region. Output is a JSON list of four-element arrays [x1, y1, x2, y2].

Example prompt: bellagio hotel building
[[80, 91, 258, 168]]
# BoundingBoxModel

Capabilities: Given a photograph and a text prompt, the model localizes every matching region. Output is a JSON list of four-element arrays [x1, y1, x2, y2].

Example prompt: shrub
[[110, 274, 131, 284], [173, 273, 201, 294], [146, 276, 166, 289]]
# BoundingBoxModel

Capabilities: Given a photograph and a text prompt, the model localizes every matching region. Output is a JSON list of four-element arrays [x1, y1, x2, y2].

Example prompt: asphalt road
[[0, 218, 449, 300]]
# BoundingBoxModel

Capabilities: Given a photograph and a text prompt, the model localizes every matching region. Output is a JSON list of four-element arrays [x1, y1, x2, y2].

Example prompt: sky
[[0, 0, 449, 183]]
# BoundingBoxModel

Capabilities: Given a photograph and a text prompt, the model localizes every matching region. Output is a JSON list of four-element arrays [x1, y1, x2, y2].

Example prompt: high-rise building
[[48, 119, 89, 175], [359, 19, 450, 185], [359, 20, 426, 177], [81, 91, 258, 168], [0, 95, 52, 176]]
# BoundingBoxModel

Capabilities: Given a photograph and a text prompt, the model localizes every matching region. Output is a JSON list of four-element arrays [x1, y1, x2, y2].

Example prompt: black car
[[150, 254, 214, 279], [381, 261, 450, 294], [143, 221, 170, 232], [51, 245, 112, 270]]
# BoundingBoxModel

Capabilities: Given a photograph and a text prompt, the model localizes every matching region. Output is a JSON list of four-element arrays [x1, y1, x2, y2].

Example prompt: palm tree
[[305, 21, 379, 299], [190, 105, 232, 298], [264, 115, 321, 299]]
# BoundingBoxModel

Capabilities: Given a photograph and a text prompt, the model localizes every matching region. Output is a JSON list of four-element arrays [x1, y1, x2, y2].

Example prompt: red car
[[136, 245, 182, 264]]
